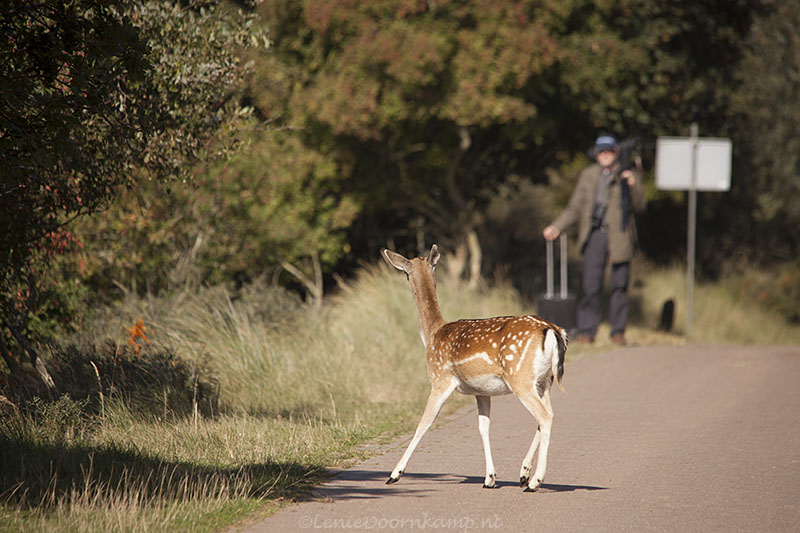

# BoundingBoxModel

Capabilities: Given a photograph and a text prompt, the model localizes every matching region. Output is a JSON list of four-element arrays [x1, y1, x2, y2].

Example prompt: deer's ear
[[428, 244, 440, 268], [383, 249, 412, 273]]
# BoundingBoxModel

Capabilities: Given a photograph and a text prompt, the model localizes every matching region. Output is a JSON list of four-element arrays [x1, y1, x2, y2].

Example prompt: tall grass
[[635, 264, 800, 344], [1, 262, 527, 532], [87, 262, 528, 418], [3, 260, 797, 531]]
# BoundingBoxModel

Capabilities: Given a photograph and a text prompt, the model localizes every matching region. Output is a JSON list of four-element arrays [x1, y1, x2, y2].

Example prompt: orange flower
[[127, 319, 150, 355]]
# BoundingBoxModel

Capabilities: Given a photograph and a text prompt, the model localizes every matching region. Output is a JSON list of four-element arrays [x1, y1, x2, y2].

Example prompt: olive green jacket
[[550, 163, 647, 264]]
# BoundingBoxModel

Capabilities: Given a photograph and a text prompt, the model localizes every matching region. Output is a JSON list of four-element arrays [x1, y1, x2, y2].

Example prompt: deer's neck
[[410, 275, 445, 348]]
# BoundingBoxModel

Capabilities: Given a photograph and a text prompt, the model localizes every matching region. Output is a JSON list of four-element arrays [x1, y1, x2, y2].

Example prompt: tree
[[248, 0, 759, 281], [728, 0, 800, 262], [73, 129, 360, 307], [0, 1, 262, 389], [251, 0, 590, 279]]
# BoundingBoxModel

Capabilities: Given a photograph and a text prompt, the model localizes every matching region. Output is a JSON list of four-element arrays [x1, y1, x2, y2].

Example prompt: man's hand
[[543, 225, 560, 241], [621, 170, 636, 186]]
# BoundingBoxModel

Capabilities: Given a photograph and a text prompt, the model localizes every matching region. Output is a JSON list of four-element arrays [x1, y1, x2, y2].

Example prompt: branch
[[279, 253, 323, 308], [5, 322, 54, 390]]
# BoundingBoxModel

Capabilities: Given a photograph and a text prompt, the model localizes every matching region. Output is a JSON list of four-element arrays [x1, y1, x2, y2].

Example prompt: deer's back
[[427, 315, 557, 395]]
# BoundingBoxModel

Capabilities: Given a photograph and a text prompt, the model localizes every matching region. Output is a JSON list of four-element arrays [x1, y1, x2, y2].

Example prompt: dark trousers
[[578, 229, 630, 339]]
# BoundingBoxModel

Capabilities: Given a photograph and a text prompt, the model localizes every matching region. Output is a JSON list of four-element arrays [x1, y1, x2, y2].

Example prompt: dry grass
[[0, 263, 528, 532], [634, 265, 800, 344], [2, 261, 797, 532]]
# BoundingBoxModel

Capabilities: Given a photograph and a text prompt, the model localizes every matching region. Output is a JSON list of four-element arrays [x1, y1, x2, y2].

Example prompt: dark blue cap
[[594, 134, 618, 152]]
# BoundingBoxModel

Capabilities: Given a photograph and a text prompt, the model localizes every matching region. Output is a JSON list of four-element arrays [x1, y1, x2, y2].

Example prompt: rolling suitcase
[[537, 234, 577, 335]]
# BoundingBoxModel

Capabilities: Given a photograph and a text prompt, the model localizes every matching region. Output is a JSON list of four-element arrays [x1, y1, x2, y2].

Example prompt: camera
[[591, 202, 607, 229], [617, 136, 641, 230], [617, 136, 641, 173]]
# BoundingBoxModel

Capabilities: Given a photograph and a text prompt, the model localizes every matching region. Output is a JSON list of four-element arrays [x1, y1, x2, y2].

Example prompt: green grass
[[1, 261, 798, 532]]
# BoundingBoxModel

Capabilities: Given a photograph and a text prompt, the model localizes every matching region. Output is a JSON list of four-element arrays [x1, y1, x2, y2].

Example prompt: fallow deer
[[383, 245, 567, 492]]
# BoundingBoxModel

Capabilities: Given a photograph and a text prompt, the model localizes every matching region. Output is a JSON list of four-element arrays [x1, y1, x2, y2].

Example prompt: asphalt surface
[[241, 345, 800, 532]]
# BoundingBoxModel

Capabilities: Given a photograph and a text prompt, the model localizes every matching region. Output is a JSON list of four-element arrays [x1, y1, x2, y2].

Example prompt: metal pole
[[546, 238, 554, 299], [560, 234, 568, 300], [687, 123, 699, 338]]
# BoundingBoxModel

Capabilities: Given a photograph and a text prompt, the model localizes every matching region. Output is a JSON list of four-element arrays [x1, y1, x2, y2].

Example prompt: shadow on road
[[539, 483, 608, 493], [310, 468, 608, 502], [458, 475, 607, 492], [307, 470, 443, 501]]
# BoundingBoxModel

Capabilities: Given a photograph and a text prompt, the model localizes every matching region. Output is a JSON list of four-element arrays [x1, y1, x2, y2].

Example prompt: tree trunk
[[444, 239, 468, 284], [1, 324, 55, 391], [466, 229, 482, 289]]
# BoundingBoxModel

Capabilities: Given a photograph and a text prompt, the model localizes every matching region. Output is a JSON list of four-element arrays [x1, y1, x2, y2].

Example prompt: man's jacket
[[551, 163, 647, 264]]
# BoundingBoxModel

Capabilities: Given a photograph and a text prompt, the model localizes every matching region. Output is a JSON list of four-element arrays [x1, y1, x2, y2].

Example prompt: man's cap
[[594, 134, 618, 152]]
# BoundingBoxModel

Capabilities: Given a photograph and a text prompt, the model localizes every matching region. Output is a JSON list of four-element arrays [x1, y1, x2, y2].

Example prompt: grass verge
[[1, 262, 798, 531]]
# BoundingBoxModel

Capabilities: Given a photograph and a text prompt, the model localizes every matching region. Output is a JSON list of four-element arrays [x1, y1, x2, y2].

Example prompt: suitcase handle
[[545, 234, 568, 300]]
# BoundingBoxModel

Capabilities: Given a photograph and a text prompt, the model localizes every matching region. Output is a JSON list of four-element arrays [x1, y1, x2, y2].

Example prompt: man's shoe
[[576, 334, 595, 345], [611, 333, 627, 346]]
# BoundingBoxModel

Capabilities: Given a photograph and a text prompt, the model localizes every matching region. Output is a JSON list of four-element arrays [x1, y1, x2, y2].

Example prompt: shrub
[[1, 341, 219, 421]]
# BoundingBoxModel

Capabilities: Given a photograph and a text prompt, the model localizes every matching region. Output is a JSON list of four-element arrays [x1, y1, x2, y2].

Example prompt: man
[[542, 134, 646, 345]]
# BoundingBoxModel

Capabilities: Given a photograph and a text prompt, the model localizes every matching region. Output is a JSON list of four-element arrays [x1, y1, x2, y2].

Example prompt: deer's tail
[[545, 327, 567, 393]]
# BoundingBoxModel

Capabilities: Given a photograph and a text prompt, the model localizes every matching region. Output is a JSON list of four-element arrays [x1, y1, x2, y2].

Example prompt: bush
[[1, 341, 219, 421]]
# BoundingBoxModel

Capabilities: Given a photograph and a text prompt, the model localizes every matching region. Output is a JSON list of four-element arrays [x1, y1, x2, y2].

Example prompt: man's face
[[596, 149, 617, 167]]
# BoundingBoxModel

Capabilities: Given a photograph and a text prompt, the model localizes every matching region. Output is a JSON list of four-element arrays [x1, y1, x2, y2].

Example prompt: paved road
[[242, 345, 800, 532]]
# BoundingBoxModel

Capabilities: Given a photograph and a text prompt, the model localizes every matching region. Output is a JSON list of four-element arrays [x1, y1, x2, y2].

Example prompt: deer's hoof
[[524, 478, 543, 492], [386, 471, 403, 484]]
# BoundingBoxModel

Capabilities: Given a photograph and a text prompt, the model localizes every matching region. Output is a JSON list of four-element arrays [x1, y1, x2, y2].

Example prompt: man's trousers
[[578, 228, 630, 339]]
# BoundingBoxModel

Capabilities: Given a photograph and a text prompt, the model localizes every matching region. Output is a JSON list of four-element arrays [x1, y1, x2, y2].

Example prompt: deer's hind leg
[[518, 388, 554, 487], [519, 424, 541, 487], [508, 379, 554, 492]]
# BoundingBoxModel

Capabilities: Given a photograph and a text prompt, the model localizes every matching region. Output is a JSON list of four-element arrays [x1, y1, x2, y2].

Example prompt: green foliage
[[725, 263, 800, 324], [0, 0, 262, 382], [727, 0, 800, 262], [60, 0, 781, 311], [244, 0, 760, 266], [47, 341, 220, 419], [70, 129, 360, 298], [1, 0, 255, 276], [252, 0, 591, 252], [7, 395, 90, 445]]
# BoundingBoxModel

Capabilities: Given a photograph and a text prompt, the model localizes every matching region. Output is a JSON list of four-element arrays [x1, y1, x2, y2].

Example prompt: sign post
[[687, 124, 698, 337], [655, 125, 732, 337]]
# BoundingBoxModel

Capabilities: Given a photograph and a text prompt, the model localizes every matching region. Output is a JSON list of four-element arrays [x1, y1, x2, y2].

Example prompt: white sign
[[656, 137, 732, 191]]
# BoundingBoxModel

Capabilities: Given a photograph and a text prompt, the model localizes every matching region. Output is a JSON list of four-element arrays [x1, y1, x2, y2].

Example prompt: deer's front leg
[[476, 395, 498, 488], [387, 380, 457, 484]]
